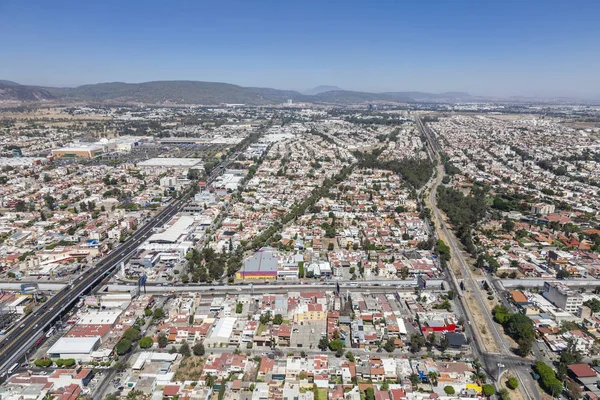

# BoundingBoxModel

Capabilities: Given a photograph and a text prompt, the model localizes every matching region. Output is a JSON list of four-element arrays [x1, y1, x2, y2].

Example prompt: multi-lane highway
[[0, 147, 247, 377], [0, 194, 191, 374], [417, 116, 541, 400]]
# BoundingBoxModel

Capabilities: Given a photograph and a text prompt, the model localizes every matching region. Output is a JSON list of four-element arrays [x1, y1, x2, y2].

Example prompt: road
[[0, 195, 191, 375], [417, 116, 541, 400], [0, 148, 247, 377]]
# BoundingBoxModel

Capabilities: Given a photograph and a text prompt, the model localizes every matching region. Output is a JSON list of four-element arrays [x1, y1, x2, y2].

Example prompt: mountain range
[[0, 80, 474, 105]]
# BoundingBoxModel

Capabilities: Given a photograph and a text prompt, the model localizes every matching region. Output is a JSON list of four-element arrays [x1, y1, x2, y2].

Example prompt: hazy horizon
[[1, 0, 599, 98]]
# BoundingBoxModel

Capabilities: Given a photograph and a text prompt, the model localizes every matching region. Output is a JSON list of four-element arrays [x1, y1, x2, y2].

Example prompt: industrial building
[[51, 146, 104, 159]]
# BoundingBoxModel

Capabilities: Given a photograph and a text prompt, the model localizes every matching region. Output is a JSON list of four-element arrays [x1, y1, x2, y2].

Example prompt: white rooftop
[[48, 336, 100, 355], [210, 317, 236, 339], [148, 215, 195, 244], [77, 310, 122, 325], [137, 158, 202, 168]]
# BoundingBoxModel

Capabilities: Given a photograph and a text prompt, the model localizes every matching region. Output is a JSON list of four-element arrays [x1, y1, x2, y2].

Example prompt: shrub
[[444, 386, 455, 395], [507, 377, 519, 390], [35, 359, 52, 368], [482, 384, 496, 397]]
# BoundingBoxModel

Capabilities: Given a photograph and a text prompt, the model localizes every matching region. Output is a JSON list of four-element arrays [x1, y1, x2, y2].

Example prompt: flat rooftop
[[137, 158, 202, 167]]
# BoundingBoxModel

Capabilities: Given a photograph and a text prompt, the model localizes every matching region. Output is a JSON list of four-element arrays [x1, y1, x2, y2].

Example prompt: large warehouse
[[47, 336, 101, 361], [236, 247, 278, 280], [51, 146, 104, 159]]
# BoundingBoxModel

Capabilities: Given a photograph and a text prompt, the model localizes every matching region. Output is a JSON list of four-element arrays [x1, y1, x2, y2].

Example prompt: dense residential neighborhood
[[0, 103, 599, 400]]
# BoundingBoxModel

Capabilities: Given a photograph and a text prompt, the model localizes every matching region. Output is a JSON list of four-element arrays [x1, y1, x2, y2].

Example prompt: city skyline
[[1, 0, 599, 98]]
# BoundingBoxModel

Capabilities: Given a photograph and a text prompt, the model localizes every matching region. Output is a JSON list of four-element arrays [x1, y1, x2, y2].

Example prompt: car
[[19, 323, 25, 329]]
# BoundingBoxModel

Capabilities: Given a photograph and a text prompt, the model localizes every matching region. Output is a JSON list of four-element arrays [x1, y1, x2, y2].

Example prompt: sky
[[1, 0, 599, 98]]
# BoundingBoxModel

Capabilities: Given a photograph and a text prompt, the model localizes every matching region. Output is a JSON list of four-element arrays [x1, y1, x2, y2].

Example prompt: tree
[[273, 314, 283, 325], [144, 308, 153, 317], [502, 219, 515, 232], [535, 361, 563, 397], [14, 200, 27, 212], [193, 342, 205, 356], [498, 388, 510, 400], [318, 336, 329, 351], [439, 335, 450, 352], [44, 195, 56, 210], [123, 327, 141, 341], [444, 386, 456, 395], [482, 384, 496, 397], [517, 337, 532, 357], [428, 371, 438, 388], [556, 269, 570, 280], [409, 373, 420, 388], [259, 312, 272, 325], [364, 387, 375, 400], [35, 359, 52, 368], [507, 377, 519, 390], [236, 303, 243, 314], [328, 339, 344, 352], [346, 351, 355, 362], [114, 361, 127, 371], [384, 337, 396, 353], [179, 342, 191, 357], [116, 339, 132, 355], [139, 336, 153, 349], [583, 298, 600, 313], [410, 334, 425, 353], [205, 373, 215, 388], [153, 308, 165, 320], [158, 333, 168, 348]]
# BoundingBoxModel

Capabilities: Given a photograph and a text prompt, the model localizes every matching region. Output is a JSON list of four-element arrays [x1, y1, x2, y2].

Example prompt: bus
[[8, 363, 19, 375]]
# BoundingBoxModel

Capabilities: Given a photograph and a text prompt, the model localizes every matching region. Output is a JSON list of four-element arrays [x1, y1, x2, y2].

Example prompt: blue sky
[[1, 0, 599, 97]]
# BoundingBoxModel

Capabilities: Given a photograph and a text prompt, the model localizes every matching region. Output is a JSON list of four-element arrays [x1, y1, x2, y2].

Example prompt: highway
[[0, 146, 247, 377], [417, 116, 541, 400], [0, 195, 192, 375]]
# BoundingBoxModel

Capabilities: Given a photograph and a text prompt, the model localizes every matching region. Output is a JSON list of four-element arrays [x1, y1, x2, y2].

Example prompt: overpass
[[0, 195, 190, 375]]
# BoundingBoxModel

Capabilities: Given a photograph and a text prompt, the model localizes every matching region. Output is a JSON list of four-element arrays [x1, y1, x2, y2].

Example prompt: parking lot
[[289, 320, 327, 349]]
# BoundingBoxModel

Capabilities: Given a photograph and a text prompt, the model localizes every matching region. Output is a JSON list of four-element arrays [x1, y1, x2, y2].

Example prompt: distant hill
[[0, 79, 473, 105], [0, 82, 55, 102], [303, 85, 344, 95]]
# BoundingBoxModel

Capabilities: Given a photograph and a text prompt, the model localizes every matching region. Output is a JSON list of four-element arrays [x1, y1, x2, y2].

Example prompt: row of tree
[[492, 305, 534, 356]]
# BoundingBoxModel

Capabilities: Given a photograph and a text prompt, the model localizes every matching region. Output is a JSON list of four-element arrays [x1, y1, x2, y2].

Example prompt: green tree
[[205, 374, 215, 388], [410, 334, 425, 353], [153, 308, 165, 320], [273, 314, 283, 325], [139, 336, 154, 349], [365, 387, 375, 400], [14, 200, 27, 212], [193, 342, 205, 356], [123, 327, 141, 341], [384, 337, 396, 353], [444, 386, 456, 395], [328, 339, 344, 352], [158, 333, 168, 348], [346, 351, 355, 362], [35, 359, 52, 368], [498, 388, 510, 400], [318, 336, 329, 351], [409, 373, 420, 388], [507, 377, 519, 390], [179, 342, 191, 357], [116, 339, 132, 355], [259, 312, 272, 325], [482, 384, 496, 397]]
